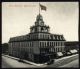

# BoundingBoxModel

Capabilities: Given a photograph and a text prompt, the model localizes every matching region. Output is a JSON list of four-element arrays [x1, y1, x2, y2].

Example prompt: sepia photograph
[[2, 2, 79, 68]]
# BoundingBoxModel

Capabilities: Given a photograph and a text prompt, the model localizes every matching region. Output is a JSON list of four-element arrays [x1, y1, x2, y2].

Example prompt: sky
[[2, 2, 79, 43]]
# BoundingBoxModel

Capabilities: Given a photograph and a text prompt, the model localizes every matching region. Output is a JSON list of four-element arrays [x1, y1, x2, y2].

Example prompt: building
[[2, 43, 8, 54], [65, 41, 79, 52], [8, 14, 66, 63]]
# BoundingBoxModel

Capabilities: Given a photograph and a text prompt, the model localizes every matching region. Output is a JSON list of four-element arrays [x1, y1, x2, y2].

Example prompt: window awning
[[57, 52, 63, 56]]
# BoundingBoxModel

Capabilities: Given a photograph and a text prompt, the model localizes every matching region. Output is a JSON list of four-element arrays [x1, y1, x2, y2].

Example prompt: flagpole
[[39, 2, 40, 14]]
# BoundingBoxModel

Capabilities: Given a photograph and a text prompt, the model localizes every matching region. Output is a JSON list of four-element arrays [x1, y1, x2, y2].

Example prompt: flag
[[40, 4, 46, 11]]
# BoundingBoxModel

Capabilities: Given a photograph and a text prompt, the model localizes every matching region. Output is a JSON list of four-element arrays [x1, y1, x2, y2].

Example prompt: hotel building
[[8, 14, 66, 63]]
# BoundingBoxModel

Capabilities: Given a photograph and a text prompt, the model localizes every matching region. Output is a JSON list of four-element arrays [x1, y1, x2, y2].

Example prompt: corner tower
[[30, 14, 50, 33]]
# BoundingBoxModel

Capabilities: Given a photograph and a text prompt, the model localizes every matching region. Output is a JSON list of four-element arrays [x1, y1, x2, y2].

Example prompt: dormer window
[[57, 36, 59, 40], [53, 35, 55, 39], [61, 35, 63, 40], [60, 35, 63, 40]]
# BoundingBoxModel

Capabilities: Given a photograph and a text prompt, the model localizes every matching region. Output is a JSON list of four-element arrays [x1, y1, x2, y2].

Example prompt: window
[[63, 42, 64, 46], [30, 48, 31, 53], [61, 42, 62, 46], [57, 48, 58, 52], [60, 36, 62, 40], [56, 48, 58, 52], [31, 42, 32, 47], [54, 48, 55, 52], [59, 47, 60, 52], [47, 42, 49, 47], [50, 42, 52, 46], [27, 42, 28, 47], [30, 42, 32, 47], [42, 42, 44, 48], [60, 47, 62, 51], [56, 42, 57, 46], [47, 35, 49, 39], [58, 48, 59, 52], [55, 42, 56, 46], [39, 42, 41, 47], [41, 27, 43, 31], [51, 42, 52, 46], [52, 42, 54, 46], [52, 42, 53, 46], [45, 42, 46, 48], [58, 42, 59, 46], [55, 48, 57, 52], [30, 42, 31, 47], [33, 34, 34, 39], [51, 48, 52, 52], [22, 42, 23, 47], [54, 42, 55, 46], [46, 34, 48, 39], [56, 36, 58, 40], [55, 48, 56, 52], [40, 34, 42, 39], [35, 27, 37, 32], [57, 42, 58, 46], [29, 42, 30, 47]]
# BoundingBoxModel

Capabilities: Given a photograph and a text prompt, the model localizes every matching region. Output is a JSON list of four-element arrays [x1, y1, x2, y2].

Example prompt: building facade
[[65, 41, 79, 52], [2, 43, 8, 54], [8, 14, 66, 63]]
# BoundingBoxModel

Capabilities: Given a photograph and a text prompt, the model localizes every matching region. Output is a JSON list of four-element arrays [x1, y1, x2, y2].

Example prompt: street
[[2, 56, 37, 68], [59, 59, 79, 68], [46, 54, 79, 68], [2, 54, 79, 68]]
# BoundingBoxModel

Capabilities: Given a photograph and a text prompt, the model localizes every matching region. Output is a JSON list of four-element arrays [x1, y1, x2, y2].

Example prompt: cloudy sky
[[2, 2, 79, 43]]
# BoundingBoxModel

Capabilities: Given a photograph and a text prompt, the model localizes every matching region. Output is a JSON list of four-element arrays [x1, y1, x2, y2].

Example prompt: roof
[[9, 32, 65, 43], [9, 35, 28, 42]]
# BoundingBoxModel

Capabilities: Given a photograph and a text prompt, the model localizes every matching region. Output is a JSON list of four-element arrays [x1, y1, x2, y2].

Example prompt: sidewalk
[[2, 54, 78, 67], [2, 54, 19, 60], [55, 54, 78, 62], [2, 54, 47, 66]]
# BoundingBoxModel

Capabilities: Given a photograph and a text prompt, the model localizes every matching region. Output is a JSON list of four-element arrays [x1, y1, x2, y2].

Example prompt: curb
[[2, 54, 19, 60], [2, 54, 47, 66]]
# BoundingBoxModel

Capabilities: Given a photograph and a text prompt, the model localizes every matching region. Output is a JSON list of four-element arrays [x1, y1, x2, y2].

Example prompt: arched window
[[41, 27, 44, 31]]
